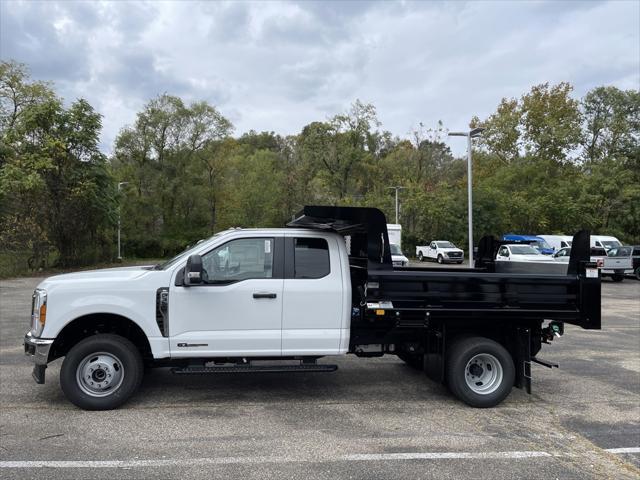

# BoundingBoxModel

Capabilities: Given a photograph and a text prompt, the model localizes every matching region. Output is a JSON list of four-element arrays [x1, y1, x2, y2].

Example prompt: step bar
[[171, 363, 338, 375]]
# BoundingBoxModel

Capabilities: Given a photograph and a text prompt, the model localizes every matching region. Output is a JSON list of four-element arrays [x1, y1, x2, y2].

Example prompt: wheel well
[[49, 314, 152, 362]]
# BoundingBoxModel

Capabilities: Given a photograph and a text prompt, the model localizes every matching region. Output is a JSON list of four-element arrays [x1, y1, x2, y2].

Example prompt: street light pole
[[448, 128, 484, 266], [387, 186, 406, 224], [117, 181, 129, 261]]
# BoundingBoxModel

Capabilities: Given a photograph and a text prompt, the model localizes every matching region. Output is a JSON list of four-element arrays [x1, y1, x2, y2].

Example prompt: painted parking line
[[0, 447, 637, 468]]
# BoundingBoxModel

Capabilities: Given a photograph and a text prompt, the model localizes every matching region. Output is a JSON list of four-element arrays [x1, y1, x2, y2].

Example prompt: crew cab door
[[168, 236, 284, 357], [281, 234, 346, 355]]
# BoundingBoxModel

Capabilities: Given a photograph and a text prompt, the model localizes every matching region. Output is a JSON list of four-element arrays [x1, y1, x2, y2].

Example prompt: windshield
[[157, 230, 233, 270], [602, 240, 621, 249], [609, 246, 632, 257], [390, 244, 403, 255], [532, 239, 552, 250], [510, 245, 540, 255], [437, 241, 456, 248]]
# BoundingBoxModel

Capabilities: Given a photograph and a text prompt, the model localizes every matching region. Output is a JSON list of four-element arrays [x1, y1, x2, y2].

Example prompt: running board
[[171, 364, 338, 375], [531, 357, 559, 369]]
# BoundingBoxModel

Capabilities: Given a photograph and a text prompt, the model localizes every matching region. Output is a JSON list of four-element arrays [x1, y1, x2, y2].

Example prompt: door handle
[[253, 292, 277, 299]]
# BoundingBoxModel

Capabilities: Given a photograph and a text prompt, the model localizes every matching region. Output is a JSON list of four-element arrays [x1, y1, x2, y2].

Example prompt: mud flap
[[424, 324, 445, 383], [514, 327, 532, 394], [32, 365, 46, 384]]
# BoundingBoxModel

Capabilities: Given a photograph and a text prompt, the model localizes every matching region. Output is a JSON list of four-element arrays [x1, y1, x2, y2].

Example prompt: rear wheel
[[437, 255, 444, 264], [60, 334, 144, 410], [446, 336, 515, 408], [612, 274, 624, 282], [418, 251, 424, 262], [397, 352, 424, 370]]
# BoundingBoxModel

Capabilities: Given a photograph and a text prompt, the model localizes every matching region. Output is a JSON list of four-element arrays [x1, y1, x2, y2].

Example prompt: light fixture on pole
[[448, 127, 484, 266], [387, 186, 406, 224], [117, 181, 129, 261]]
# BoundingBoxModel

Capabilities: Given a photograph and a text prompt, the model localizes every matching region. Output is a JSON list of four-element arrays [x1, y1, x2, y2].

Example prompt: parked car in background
[[416, 241, 464, 264], [590, 235, 622, 252], [390, 244, 409, 267], [603, 246, 634, 282], [496, 244, 556, 262], [502, 235, 555, 255], [538, 235, 573, 251]]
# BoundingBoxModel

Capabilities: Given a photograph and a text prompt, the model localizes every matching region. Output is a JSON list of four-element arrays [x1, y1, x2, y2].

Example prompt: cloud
[[1, 0, 638, 155]]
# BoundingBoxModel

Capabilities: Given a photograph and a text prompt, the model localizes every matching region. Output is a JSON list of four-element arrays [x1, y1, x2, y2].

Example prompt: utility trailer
[[25, 206, 600, 410], [289, 206, 601, 407]]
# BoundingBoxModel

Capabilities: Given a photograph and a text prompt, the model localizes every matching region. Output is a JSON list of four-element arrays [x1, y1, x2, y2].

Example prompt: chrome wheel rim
[[76, 352, 124, 397], [464, 353, 503, 395]]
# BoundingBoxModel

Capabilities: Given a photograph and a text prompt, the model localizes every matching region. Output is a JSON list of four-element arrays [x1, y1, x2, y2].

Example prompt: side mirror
[[184, 254, 203, 286]]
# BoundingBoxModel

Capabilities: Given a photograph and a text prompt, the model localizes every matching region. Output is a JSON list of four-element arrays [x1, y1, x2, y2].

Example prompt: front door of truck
[[169, 236, 284, 357]]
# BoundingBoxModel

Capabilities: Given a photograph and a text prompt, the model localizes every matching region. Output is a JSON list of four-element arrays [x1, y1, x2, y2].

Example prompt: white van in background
[[538, 235, 573, 251], [591, 235, 622, 252]]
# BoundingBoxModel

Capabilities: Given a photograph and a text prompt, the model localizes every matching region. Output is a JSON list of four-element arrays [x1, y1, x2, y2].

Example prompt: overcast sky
[[1, 0, 639, 155]]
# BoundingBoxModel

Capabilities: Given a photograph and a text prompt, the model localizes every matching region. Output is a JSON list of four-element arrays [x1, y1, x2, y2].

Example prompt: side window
[[498, 247, 507, 256], [634, 248, 640, 256], [201, 238, 274, 283], [431, 242, 436, 249], [294, 238, 330, 279]]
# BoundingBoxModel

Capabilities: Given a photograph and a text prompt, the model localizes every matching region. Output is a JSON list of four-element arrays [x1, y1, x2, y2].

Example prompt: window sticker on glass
[[265, 240, 271, 254]]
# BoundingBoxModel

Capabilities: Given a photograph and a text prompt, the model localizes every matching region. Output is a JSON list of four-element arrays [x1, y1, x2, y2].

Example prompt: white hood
[[512, 255, 555, 262], [38, 266, 156, 289]]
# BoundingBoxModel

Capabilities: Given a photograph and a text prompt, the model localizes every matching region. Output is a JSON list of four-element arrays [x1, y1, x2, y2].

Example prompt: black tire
[[418, 252, 424, 262], [635, 267, 640, 281], [612, 274, 624, 283], [456, 261, 463, 265], [60, 334, 144, 411], [446, 336, 515, 408], [437, 255, 444, 264], [397, 352, 424, 370]]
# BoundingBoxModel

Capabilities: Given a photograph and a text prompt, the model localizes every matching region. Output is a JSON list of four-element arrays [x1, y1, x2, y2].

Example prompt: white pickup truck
[[416, 241, 464, 264], [24, 206, 601, 411], [553, 246, 632, 282]]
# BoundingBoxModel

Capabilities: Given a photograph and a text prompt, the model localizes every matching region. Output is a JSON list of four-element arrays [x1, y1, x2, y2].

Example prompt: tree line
[[1, 60, 638, 275]]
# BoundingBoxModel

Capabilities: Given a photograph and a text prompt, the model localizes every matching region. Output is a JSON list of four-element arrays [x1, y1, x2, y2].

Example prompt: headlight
[[30, 289, 47, 337]]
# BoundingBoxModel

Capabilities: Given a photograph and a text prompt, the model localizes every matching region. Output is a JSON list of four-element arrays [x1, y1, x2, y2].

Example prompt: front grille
[[448, 252, 462, 258], [155, 288, 169, 336]]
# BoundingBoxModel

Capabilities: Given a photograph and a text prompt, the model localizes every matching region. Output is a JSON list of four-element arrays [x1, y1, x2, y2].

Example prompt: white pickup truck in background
[[416, 241, 464, 264], [553, 246, 632, 282]]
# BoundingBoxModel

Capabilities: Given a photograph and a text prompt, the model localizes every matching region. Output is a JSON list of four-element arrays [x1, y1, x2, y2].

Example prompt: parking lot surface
[[1, 274, 639, 479]]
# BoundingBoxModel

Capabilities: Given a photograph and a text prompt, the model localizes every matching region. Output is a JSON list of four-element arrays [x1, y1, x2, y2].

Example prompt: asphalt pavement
[[1, 273, 639, 479]]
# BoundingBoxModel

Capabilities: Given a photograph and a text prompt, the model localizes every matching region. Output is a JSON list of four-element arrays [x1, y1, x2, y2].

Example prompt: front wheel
[[418, 251, 424, 262], [635, 267, 640, 281], [446, 337, 515, 408], [60, 334, 144, 410], [437, 255, 444, 264], [612, 274, 624, 283]]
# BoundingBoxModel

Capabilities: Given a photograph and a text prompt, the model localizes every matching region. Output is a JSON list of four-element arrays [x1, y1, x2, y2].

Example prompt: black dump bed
[[288, 206, 601, 330]]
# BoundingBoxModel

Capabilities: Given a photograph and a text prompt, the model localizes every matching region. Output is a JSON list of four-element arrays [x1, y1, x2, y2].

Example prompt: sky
[[1, 0, 639, 155]]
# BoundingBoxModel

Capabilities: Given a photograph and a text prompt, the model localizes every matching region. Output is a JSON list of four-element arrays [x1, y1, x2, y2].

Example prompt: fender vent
[[156, 287, 169, 336]]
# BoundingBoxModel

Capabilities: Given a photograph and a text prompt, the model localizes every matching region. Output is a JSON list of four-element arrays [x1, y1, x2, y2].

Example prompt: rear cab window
[[294, 238, 330, 279]]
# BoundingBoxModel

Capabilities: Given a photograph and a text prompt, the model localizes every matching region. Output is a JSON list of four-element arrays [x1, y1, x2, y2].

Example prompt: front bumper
[[24, 331, 53, 384]]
